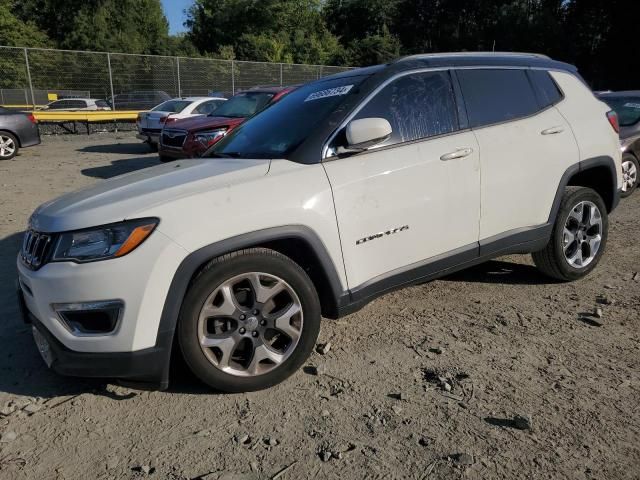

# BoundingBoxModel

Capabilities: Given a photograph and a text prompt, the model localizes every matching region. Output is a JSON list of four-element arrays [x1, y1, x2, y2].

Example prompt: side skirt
[[337, 223, 551, 317]]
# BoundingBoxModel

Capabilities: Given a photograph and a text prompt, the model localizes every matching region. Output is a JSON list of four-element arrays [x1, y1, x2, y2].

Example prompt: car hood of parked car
[[29, 158, 271, 232], [168, 115, 246, 132]]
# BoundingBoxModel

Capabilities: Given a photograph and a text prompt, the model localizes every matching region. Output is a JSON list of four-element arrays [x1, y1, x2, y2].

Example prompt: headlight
[[194, 128, 227, 146], [52, 218, 158, 263]]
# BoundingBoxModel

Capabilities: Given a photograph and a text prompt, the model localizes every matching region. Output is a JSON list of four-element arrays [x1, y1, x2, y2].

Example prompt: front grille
[[141, 127, 162, 134], [161, 129, 187, 148], [21, 230, 54, 270]]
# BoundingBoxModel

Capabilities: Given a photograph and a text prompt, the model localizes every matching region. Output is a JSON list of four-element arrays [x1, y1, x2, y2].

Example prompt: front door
[[323, 70, 481, 289]]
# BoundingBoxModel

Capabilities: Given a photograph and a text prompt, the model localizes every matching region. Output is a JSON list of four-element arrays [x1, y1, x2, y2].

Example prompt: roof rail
[[395, 52, 551, 63]]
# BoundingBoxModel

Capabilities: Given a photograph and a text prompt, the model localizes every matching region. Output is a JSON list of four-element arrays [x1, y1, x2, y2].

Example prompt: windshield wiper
[[207, 152, 244, 158]]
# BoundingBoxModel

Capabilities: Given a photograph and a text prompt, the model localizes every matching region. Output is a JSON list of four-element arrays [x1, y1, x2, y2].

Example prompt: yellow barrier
[[32, 110, 143, 122]]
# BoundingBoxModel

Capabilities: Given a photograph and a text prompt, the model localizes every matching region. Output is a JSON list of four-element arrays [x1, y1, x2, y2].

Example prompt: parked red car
[[158, 86, 295, 161]]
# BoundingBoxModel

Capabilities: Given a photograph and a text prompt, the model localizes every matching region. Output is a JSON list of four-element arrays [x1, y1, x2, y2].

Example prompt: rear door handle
[[440, 147, 473, 161], [541, 126, 565, 135]]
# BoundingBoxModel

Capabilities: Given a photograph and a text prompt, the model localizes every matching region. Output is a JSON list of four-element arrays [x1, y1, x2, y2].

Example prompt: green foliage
[[0, 0, 50, 48]]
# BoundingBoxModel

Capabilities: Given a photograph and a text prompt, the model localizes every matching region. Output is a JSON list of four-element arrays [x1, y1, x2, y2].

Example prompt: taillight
[[27, 114, 37, 124], [607, 110, 619, 134], [164, 117, 177, 124]]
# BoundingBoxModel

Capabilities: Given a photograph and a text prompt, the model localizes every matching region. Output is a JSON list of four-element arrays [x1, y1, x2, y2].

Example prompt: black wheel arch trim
[[548, 155, 619, 221], [157, 225, 346, 338]]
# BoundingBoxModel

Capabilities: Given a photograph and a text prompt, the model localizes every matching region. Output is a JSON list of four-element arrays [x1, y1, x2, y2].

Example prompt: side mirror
[[345, 117, 392, 151]]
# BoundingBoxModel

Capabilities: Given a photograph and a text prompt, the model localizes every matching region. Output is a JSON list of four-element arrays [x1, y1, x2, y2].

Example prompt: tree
[[0, 0, 50, 48]]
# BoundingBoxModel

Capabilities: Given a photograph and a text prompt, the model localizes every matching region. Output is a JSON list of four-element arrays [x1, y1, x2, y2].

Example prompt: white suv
[[17, 53, 622, 392]]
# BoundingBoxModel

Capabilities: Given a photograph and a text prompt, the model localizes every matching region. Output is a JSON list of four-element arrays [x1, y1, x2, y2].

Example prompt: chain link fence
[[0, 45, 354, 110]]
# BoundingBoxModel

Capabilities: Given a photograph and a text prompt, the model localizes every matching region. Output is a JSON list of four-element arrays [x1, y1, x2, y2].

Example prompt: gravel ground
[[0, 134, 639, 480]]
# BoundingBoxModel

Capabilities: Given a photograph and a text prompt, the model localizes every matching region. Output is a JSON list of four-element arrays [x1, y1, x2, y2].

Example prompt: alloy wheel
[[197, 272, 303, 377], [621, 158, 638, 193], [562, 200, 603, 268], [0, 135, 16, 158]]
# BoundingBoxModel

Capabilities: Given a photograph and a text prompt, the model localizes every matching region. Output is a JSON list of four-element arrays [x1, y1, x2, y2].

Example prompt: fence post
[[24, 48, 35, 107], [107, 52, 116, 110], [279, 63, 283, 86], [176, 57, 181, 97], [231, 60, 235, 95]]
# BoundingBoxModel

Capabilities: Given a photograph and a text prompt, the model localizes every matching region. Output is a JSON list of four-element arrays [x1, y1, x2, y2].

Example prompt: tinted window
[[67, 100, 86, 109], [351, 71, 458, 148], [457, 69, 539, 127], [48, 100, 68, 109], [194, 100, 224, 114], [96, 100, 109, 108], [529, 70, 563, 107], [601, 96, 640, 127], [212, 92, 275, 118], [209, 76, 368, 159], [152, 100, 190, 113]]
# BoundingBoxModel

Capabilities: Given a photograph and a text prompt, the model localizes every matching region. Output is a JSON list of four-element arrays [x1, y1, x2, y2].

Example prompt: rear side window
[[96, 100, 109, 108], [457, 69, 539, 128], [529, 70, 563, 107], [352, 71, 458, 147]]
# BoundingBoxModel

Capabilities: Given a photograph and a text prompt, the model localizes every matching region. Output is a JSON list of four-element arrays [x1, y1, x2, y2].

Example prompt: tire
[[159, 155, 173, 163], [533, 186, 608, 281], [0, 132, 19, 160], [621, 152, 639, 198], [178, 248, 321, 392]]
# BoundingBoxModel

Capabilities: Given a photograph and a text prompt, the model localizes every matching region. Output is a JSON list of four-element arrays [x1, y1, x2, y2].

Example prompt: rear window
[[457, 69, 540, 128], [601, 96, 640, 127], [152, 100, 191, 113], [212, 92, 275, 118]]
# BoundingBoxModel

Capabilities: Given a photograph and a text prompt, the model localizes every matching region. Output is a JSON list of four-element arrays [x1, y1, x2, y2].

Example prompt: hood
[[30, 158, 271, 232], [170, 115, 245, 132]]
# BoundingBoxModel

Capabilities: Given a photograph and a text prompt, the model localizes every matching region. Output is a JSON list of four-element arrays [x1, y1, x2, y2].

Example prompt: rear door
[[323, 70, 481, 289], [456, 68, 578, 242]]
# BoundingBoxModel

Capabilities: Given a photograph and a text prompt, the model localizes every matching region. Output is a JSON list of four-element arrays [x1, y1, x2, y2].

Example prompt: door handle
[[541, 126, 565, 135], [440, 147, 473, 161]]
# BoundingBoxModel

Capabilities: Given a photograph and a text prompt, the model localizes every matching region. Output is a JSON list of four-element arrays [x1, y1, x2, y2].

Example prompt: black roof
[[323, 52, 578, 82]]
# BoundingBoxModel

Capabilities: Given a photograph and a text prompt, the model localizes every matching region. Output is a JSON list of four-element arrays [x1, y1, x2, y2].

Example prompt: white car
[[39, 98, 111, 111], [136, 97, 226, 149], [17, 53, 622, 393]]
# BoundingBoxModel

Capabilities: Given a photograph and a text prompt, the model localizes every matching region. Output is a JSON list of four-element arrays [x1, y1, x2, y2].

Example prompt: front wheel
[[178, 248, 321, 392], [533, 186, 608, 281], [0, 132, 19, 160], [621, 152, 639, 198]]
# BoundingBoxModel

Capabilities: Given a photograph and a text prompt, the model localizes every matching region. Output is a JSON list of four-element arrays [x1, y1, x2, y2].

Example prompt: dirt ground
[[0, 134, 639, 480]]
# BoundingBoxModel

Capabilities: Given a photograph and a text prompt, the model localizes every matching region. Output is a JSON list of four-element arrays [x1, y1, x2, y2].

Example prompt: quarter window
[[457, 69, 540, 128], [351, 71, 459, 148], [529, 70, 563, 107]]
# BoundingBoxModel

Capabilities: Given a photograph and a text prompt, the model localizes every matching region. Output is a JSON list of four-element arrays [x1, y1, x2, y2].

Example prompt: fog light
[[52, 300, 123, 336]]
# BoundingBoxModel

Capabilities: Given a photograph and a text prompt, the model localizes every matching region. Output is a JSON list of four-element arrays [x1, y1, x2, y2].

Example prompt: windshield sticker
[[623, 102, 640, 109], [304, 85, 353, 102]]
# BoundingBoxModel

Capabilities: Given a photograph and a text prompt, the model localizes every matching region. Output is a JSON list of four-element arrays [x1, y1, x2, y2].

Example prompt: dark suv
[[109, 90, 171, 110], [158, 87, 295, 162]]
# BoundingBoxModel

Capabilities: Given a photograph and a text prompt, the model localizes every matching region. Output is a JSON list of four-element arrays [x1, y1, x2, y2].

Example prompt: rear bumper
[[20, 288, 172, 390], [18, 123, 41, 147], [136, 132, 159, 144]]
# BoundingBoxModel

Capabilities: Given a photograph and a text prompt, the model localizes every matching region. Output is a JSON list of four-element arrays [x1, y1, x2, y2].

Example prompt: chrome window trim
[[321, 65, 575, 160]]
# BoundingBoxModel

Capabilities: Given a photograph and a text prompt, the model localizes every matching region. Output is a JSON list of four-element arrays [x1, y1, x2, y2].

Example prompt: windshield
[[207, 75, 367, 159], [210, 92, 275, 118], [602, 96, 640, 127], [152, 100, 191, 113]]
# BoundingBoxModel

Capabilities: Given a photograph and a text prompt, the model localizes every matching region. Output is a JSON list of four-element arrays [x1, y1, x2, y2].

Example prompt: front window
[[208, 76, 369, 159], [602, 97, 640, 127], [152, 100, 191, 113], [211, 92, 275, 118]]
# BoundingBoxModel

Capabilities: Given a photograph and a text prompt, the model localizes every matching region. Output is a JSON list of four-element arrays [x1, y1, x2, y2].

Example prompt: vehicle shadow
[[77, 142, 153, 155], [81, 157, 160, 179], [441, 259, 558, 286]]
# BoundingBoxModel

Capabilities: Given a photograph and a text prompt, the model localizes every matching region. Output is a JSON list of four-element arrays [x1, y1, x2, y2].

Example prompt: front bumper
[[15, 228, 188, 389], [21, 294, 172, 389]]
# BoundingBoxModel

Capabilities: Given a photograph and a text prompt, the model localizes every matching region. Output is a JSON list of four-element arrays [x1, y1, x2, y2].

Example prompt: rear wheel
[[533, 186, 608, 281], [178, 248, 321, 392], [0, 132, 18, 160], [621, 152, 638, 198]]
